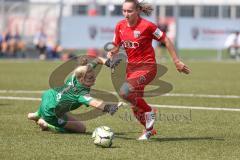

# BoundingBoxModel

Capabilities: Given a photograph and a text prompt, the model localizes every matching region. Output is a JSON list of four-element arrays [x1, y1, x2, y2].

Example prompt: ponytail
[[124, 0, 153, 16], [138, 2, 153, 16]]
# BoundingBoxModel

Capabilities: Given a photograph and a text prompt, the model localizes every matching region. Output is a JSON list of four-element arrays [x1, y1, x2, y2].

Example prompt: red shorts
[[126, 63, 157, 94]]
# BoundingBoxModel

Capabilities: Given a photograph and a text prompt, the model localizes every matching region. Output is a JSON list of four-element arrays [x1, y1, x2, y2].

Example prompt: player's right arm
[[162, 36, 191, 74], [149, 22, 191, 74], [107, 23, 122, 59]]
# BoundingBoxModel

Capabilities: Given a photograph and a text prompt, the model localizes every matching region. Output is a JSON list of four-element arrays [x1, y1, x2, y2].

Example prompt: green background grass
[[0, 59, 240, 160]]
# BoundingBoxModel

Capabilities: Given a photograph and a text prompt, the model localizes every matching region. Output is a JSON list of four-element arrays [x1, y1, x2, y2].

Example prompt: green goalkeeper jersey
[[40, 75, 93, 118]]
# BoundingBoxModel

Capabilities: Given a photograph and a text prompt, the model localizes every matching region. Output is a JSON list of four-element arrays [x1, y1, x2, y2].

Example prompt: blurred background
[[0, 0, 240, 61], [1, 2, 240, 158]]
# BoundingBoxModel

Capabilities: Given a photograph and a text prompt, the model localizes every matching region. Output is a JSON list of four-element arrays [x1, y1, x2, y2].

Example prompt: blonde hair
[[77, 56, 89, 66], [74, 65, 94, 80], [124, 0, 153, 16]]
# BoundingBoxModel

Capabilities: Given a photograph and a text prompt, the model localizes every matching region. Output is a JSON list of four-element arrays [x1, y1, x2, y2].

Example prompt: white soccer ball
[[92, 126, 114, 148]]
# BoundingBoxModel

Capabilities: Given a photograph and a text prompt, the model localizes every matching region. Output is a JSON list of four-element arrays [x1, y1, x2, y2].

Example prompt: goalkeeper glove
[[105, 58, 122, 69], [103, 102, 122, 115]]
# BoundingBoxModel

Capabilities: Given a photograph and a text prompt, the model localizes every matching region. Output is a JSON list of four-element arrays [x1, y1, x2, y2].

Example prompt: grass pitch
[[0, 60, 240, 160]]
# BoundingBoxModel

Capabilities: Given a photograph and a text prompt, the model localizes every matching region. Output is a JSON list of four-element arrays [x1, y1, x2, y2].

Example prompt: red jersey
[[113, 17, 166, 63]]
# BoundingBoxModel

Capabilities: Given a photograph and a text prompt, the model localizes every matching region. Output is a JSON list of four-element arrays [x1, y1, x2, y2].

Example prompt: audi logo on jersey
[[122, 40, 140, 49]]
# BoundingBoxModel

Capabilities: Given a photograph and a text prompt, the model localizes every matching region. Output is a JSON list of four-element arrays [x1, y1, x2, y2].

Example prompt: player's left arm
[[150, 22, 190, 74], [107, 22, 122, 59], [162, 37, 191, 74]]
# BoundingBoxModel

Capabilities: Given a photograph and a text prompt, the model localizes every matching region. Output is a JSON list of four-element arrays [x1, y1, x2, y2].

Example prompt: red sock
[[124, 88, 153, 129], [131, 107, 146, 127], [135, 98, 151, 112], [126, 92, 152, 112]]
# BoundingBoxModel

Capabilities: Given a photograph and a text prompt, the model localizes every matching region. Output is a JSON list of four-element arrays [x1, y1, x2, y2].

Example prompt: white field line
[[163, 93, 240, 99], [151, 104, 240, 112], [0, 90, 240, 99], [0, 96, 41, 101], [0, 90, 43, 94], [0, 96, 240, 112], [107, 91, 240, 99]]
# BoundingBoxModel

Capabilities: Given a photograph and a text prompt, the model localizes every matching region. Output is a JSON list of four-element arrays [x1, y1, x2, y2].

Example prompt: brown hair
[[124, 0, 153, 16]]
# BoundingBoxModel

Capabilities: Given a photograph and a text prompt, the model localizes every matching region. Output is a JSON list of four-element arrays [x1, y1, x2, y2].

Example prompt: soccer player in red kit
[[108, 0, 191, 140]]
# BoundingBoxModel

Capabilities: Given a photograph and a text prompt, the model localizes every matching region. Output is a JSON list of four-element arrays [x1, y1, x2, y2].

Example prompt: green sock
[[47, 124, 58, 132], [34, 111, 41, 118], [47, 124, 65, 133], [34, 108, 42, 118]]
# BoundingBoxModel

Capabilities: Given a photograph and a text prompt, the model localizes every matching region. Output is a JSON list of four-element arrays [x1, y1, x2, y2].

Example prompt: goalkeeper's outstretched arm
[[77, 56, 121, 70], [89, 98, 122, 116]]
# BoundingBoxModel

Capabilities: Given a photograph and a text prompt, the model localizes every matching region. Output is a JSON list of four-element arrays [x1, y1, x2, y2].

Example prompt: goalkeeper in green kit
[[27, 57, 122, 133]]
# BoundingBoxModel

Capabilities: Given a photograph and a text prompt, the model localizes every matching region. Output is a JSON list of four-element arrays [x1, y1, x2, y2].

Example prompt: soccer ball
[[92, 126, 114, 148]]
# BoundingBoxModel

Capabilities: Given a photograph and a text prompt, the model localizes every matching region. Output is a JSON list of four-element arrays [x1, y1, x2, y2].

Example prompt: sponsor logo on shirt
[[122, 40, 139, 49], [56, 93, 62, 102], [137, 75, 146, 85], [133, 30, 141, 38], [119, 30, 123, 35], [153, 28, 163, 39]]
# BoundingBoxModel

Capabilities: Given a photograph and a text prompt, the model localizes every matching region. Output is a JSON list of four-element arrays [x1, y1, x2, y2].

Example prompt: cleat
[[117, 102, 123, 107], [145, 110, 156, 130], [137, 129, 157, 140]]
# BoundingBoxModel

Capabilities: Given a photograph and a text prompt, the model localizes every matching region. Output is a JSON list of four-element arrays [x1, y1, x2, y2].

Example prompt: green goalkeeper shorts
[[38, 89, 68, 132]]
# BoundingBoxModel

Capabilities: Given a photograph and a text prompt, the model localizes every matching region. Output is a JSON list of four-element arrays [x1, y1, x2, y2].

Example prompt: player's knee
[[119, 90, 126, 99], [119, 82, 131, 99]]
